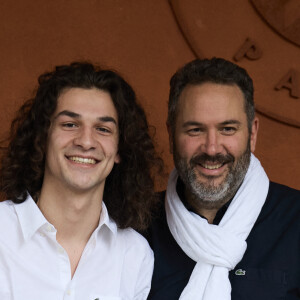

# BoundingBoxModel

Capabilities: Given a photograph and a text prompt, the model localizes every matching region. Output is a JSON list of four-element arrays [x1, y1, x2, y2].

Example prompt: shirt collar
[[14, 194, 48, 242], [14, 194, 118, 243], [96, 201, 117, 235]]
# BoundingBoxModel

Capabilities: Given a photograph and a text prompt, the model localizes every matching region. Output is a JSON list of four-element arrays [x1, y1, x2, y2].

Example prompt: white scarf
[[165, 154, 269, 300]]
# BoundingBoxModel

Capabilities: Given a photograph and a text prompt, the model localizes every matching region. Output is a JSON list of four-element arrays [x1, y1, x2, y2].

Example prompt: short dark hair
[[0, 62, 163, 231], [168, 58, 255, 133]]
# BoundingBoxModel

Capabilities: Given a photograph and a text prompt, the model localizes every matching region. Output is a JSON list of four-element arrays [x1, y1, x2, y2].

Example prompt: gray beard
[[174, 142, 251, 209]]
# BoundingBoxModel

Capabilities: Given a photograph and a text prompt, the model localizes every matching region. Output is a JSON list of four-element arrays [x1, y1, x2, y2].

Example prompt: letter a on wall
[[275, 69, 300, 99]]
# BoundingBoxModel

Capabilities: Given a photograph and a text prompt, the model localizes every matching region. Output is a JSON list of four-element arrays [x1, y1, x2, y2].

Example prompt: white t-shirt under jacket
[[0, 195, 154, 300]]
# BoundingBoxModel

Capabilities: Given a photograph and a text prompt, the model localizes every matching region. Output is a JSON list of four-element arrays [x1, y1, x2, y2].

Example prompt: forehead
[[176, 82, 247, 124], [55, 87, 118, 121]]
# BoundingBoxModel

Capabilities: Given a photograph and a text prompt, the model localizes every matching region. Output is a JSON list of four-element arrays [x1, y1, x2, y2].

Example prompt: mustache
[[190, 153, 234, 165]]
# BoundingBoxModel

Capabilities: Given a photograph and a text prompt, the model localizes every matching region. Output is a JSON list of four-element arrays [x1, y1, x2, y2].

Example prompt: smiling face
[[170, 82, 258, 209], [43, 87, 120, 195]]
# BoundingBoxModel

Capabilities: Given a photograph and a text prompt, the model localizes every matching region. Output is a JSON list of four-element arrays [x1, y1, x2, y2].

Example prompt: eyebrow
[[182, 119, 241, 128], [220, 120, 241, 126], [54, 110, 117, 125], [182, 121, 204, 128]]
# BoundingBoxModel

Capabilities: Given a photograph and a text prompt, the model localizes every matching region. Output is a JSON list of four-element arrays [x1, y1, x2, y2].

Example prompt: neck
[[38, 182, 104, 277], [38, 183, 103, 244]]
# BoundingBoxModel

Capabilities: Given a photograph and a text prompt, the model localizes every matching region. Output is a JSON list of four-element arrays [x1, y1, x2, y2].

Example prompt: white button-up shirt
[[0, 195, 154, 300]]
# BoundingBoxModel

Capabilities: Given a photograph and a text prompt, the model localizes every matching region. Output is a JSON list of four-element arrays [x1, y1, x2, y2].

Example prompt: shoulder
[[0, 200, 16, 222], [268, 181, 300, 199], [119, 227, 152, 245], [115, 230, 154, 299], [117, 227, 153, 258], [0, 200, 20, 245], [266, 182, 300, 212], [256, 181, 300, 228], [0, 199, 15, 209], [115, 227, 154, 281]]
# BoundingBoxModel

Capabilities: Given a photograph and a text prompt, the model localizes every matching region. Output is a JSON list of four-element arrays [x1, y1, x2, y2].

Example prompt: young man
[[0, 62, 162, 299], [147, 58, 300, 299]]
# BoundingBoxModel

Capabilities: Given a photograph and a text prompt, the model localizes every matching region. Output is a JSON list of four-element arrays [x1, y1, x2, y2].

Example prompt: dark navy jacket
[[146, 182, 300, 299]]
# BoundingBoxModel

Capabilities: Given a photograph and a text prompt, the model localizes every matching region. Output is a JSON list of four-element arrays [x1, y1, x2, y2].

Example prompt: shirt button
[[67, 290, 71, 295]]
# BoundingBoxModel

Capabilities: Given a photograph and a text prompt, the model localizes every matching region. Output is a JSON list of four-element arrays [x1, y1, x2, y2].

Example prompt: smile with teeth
[[68, 156, 97, 165], [200, 163, 224, 170]]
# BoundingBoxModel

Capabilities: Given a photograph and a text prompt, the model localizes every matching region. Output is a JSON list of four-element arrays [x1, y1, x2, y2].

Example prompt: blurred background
[[0, 0, 299, 190]]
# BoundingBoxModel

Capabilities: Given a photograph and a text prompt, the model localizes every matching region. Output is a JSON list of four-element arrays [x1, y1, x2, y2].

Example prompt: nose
[[73, 127, 97, 150], [201, 130, 221, 156]]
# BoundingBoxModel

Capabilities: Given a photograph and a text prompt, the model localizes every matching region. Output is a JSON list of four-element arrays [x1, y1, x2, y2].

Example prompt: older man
[[147, 58, 300, 299]]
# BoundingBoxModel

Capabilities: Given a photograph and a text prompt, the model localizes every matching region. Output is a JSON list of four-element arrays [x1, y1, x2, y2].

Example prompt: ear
[[250, 116, 259, 152], [167, 122, 174, 154], [114, 153, 121, 164]]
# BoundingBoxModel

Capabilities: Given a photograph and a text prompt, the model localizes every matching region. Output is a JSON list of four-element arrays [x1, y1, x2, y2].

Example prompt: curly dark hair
[[0, 62, 163, 231], [168, 58, 255, 134]]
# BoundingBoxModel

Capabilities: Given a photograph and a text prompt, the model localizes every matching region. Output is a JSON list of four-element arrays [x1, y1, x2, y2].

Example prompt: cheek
[[45, 132, 68, 163], [48, 129, 73, 149], [103, 138, 119, 156], [45, 141, 60, 168], [175, 136, 200, 158], [224, 136, 249, 156]]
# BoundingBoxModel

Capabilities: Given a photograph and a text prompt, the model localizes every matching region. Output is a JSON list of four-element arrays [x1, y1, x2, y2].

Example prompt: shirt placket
[[43, 223, 75, 300], [57, 244, 75, 300], [71, 234, 97, 300]]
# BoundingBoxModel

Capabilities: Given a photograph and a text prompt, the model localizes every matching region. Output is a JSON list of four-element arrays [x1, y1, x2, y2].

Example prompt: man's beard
[[174, 141, 251, 209]]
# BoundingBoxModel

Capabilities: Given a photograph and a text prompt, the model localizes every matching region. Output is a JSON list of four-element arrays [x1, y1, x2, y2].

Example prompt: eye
[[221, 126, 237, 135], [187, 127, 204, 136], [96, 127, 112, 134], [62, 122, 78, 128]]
